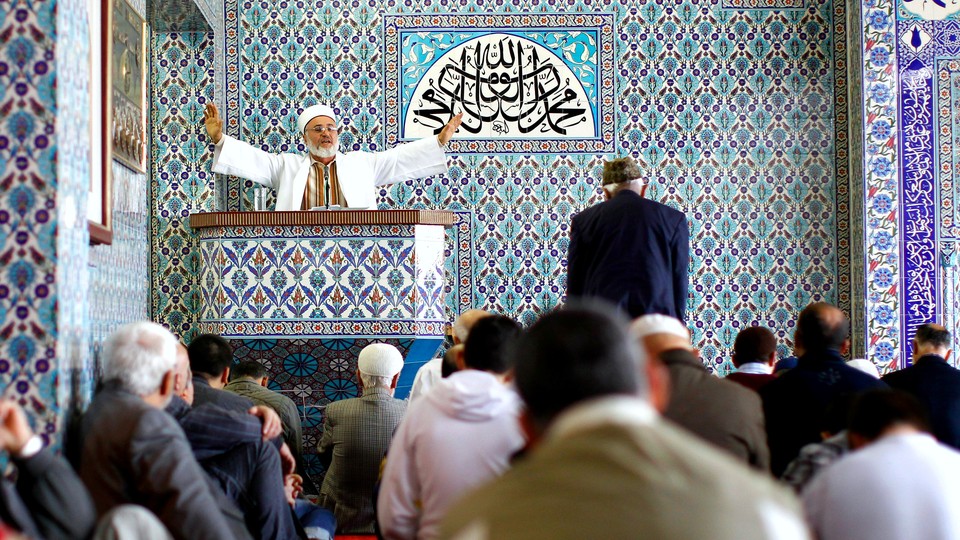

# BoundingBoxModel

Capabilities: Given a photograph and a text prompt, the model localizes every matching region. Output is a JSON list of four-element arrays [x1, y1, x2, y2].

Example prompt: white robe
[[211, 134, 448, 210]]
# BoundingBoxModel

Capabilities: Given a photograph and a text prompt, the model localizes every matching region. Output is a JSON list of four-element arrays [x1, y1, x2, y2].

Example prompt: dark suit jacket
[[660, 349, 769, 470], [193, 376, 255, 412], [760, 350, 887, 476], [882, 354, 960, 450], [0, 448, 96, 540], [165, 395, 265, 460], [81, 384, 251, 540], [567, 189, 689, 320]]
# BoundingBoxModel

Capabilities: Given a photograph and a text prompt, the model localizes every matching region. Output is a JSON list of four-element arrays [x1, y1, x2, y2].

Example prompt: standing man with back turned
[[203, 102, 462, 210], [566, 156, 690, 321]]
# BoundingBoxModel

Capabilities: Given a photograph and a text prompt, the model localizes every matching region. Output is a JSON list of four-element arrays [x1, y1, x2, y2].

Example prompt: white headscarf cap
[[296, 104, 338, 135], [358, 343, 404, 377]]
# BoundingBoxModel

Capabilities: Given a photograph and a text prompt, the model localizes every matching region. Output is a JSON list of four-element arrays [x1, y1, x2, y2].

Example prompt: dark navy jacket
[[883, 354, 960, 450], [760, 350, 887, 476], [566, 190, 689, 321]]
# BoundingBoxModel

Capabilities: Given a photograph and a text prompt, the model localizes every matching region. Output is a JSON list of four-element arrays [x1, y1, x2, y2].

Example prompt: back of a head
[[357, 343, 404, 390], [452, 309, 490, 344], [187, 334, 233, 378], [230, 360, 267, 382], [915, 323, 951, 350], [442, 344, 463, 378], [630, 314, 691, 362], [602, 156, 645, 191], [514, 303, 642, 431], [733, 326, 777, 368], [795, 302, 849, 354], [102, 321, 179, 396], [462, 315, 522, 373], [848, 389, 931, 442]]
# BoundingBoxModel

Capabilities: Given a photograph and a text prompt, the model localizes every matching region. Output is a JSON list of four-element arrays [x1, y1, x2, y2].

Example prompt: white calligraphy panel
[[403, 33, 596, 140], [384, 13, 616, 154]]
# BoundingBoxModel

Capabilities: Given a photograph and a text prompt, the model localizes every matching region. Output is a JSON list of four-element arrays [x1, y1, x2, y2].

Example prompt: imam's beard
[[306, 139, 337, 159]]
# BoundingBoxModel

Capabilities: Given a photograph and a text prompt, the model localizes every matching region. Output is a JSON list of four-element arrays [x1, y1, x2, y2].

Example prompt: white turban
[[296, 104, 338, 135], [358, 343, 404, 377], [630, 314, 691, 342]]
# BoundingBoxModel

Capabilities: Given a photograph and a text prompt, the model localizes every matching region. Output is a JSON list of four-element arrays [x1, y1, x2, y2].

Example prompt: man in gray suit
[[81, 321, 252, 540], [318, 343, 407, 533], [440, 303, 807, 540]]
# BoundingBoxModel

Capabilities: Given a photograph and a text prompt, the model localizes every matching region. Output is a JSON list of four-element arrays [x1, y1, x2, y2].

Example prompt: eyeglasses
[[307, 126, 339, 134]]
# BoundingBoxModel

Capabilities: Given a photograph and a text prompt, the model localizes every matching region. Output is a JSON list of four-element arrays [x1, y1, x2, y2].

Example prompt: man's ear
[[159, 370, 176, 399], [946, 349, 953, 363], [848, 431, 870, 451], [519, 410, 543, 451], [766, 351, 777, 366], [840, 338, 851, 356], [259, 376, 270, 388], [645, 356, 671, 413], [391, 373, 400, 390], [455, 349, 467, 370], [220, 367, 230, 385]]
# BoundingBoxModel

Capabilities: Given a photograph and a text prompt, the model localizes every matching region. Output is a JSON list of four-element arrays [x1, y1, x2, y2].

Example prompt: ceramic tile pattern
[[0, 0, 62, 443], [150, 31, 217, 341], [87, 0, 152, 405]]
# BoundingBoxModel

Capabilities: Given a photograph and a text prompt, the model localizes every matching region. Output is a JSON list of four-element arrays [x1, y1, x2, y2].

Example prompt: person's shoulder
[[709, 374, 763, 405], [640, 197, 686, 220]]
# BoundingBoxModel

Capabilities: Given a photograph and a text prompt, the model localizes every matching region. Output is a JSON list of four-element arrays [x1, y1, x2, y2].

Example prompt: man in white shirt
[[203, 102, 463, 210], [408, 309, 489, 401], [803, 389, 960, 540], [378, 315, 524, 540], [725, 326, 777, 391]]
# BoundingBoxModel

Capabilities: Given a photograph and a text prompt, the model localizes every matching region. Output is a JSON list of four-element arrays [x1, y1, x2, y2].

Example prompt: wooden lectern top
[[189, 209, 456, 229]]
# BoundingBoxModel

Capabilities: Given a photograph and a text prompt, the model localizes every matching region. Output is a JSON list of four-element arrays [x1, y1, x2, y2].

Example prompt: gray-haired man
[[566, 156, 690, 321]]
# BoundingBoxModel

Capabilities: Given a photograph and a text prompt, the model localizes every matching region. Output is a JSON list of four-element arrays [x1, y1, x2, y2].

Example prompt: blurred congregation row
[[1, 300, 959, 539]]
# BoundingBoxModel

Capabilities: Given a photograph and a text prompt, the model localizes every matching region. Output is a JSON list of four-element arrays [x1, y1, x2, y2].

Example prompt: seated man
[[188, 333, 256, 412], [882, 323, 960, 450], [726, 326, 778, 391], [318, 343, 407, 533], [761, 303, 887, 475], [379, 315, 525, 540], [632, 314, 769, 470], [440, 303, 807, 540], [165, 344, 303, 540], [0, 400, 95, 540], [225, 360, 314, 493], [80, 321, 251, 540], [803, 389, 960, 540]]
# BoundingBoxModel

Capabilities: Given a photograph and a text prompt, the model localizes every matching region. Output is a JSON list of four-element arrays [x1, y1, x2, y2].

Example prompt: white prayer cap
[[358, 343, 404, 377], [847, 358, 880, 379], [631, 314, 690, 342], [296, 104, 338, 134]]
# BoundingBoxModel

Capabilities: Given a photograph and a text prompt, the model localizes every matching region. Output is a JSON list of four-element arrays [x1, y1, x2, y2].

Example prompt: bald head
[[795, 303, 849, 355], [452, 309, 490, 344], [913, 323, 951, 361]]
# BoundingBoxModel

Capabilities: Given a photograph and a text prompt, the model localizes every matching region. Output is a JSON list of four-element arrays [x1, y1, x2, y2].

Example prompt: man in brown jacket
[[632, 314, 770, 471]]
